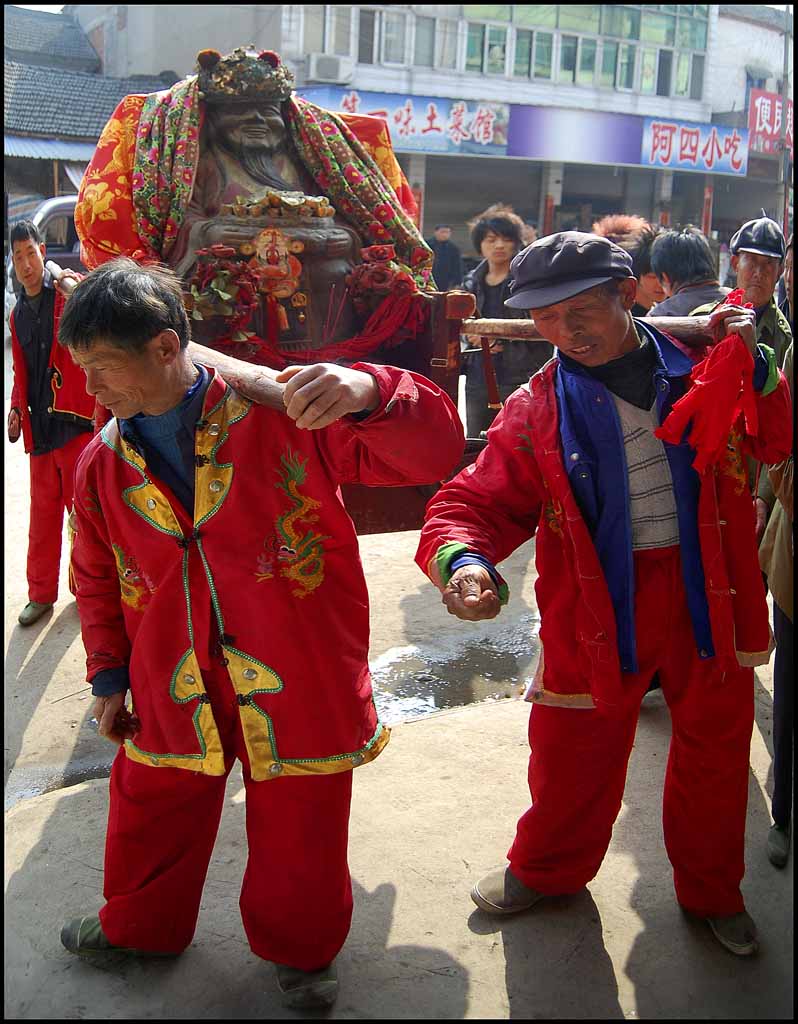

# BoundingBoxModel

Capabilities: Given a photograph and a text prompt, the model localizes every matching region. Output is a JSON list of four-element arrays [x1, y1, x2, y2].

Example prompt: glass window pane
[[640, 48, 657, 93], [657, 49, 672, 95], [690, 53, 705, 99], [659, 4, 677, 11], [436, 19, 458, 68], [487, 25, 507, 72], [674, 51, 690, 95], [466, 23, 485, 71], [679, 4, 694, 14], [358, 10, 376, 63], [618, 43, 636, 88], [383, 12, 406, 62], [600, 39, 618, 86], [304, 6, 324, 52], [601, 6, 640, 39], [694, 5, 709, 16], [333, 7, 351, 55], [558, 5, 600, 33], [677, 17, 707, 50], [514, 29, 533, 76], [464, 5, 511, 20], [641, 11, 675, 45], [514, 5, 557, 28], [414, 15, 435, 65], [534, 31, 554, 77], [577, 38, 597, 84], [560, 34, 577, 82]]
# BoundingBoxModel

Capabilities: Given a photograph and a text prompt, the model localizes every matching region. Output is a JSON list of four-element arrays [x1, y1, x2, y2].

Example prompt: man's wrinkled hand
[[276, 363, 380, 430], [92, 693, 140, 746], [8, 408, 21, 443], [708, 304, 757, 355], [442, 565, 501, 622]]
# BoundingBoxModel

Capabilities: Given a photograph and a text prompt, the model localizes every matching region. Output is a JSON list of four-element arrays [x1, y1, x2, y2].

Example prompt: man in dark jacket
[[461, 209, 552, 436], [425, 225, 463, 292], [649, 226, 729, 316], [8, 220, 94, 626]]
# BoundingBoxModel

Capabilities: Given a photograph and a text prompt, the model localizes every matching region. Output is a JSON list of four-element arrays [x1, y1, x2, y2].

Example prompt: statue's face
[[211, 101, 286, 151]]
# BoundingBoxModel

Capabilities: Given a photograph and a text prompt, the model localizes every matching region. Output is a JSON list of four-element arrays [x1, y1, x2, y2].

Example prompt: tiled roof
[[4, 5, 100, 72], [719, 5, 791, 33], [4, 61, 176, 140]]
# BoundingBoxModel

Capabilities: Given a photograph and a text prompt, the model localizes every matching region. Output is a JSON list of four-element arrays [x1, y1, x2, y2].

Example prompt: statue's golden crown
[[196, 46, 294, 103]]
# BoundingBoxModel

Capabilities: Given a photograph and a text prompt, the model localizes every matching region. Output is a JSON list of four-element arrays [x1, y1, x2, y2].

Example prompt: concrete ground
[[4, 344, 793, 1019]]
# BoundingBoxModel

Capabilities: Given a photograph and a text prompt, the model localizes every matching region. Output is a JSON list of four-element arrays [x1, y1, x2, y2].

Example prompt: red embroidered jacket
[[71, 363, 464, 780], [10, 290, 95, 453], [417, 357, 792, 714]]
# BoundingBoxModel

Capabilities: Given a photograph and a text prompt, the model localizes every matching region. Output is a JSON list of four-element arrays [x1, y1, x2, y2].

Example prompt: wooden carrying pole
[[460, 316, 717, 347]]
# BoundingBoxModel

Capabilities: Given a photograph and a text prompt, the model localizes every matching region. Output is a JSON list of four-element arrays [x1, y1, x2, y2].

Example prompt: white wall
[[708, 12, 792, 114]]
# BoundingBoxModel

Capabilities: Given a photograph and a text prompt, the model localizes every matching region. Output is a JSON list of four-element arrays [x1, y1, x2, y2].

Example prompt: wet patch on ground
[[371, 612, 541, 723]]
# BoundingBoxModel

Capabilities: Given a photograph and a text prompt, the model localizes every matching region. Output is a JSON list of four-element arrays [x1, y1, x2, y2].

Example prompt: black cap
[[505, 231, 635, 310], [729, 216, 786, 260]]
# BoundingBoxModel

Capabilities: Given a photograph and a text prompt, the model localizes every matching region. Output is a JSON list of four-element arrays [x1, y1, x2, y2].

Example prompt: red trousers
[[99, 664, 354, 969], [27, 433, 91, 604], [508, 547, 754, 917]]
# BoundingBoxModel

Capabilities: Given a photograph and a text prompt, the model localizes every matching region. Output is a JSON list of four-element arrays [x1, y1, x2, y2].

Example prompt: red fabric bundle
[[242, 291, 429, 370], [655, 289, 758, 474]]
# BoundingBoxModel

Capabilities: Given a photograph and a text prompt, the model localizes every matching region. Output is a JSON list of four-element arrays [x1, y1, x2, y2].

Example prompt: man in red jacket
[[417, 232, 792, 957], [8, 220, 94, 626], [57, 258, 464, 1009]]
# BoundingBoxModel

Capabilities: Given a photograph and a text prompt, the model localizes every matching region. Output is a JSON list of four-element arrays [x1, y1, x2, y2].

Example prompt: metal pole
[[778, 5, 792, 232]]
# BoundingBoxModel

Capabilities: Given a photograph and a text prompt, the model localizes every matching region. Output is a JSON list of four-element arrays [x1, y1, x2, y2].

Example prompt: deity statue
[[75, 47, 436, 367]]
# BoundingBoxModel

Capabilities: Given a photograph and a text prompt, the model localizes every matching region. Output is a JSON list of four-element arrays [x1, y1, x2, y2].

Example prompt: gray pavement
[[4, 363, 794, 1018]]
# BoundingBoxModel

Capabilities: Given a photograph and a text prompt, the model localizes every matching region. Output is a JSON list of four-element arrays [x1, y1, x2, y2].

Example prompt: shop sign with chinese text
[[298, 87, 509, 156], [641, 118, 748, 176], [748, 89, 793, 157]]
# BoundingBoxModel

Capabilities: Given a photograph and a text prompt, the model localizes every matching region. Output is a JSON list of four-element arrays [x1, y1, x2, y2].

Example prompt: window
[[487, 25, 507, 73], [657, 49, 672, 96], [601, 6, 640, 40], [467, 21, 507, 73], [674, 50, 691, 96], [358, 10, 376, 64], [435, 19, 458, 69], [414, 15, 435, 66], [514, 5, 557, 28], [304, 7, 325, 52], [617, 42, 636, 89], [466, 23, 485, 71], [534, 31, 554, 77], [560, 34, 578, 82], [677, 18, 707, 50], [464, 4, 511, 20], [600, 39, 618, 87], [514, 28, 533, 76], [577, 38, 597, 85], [332, 7, 351, 56], [559, 5, 600, 33], [689, 53, 704, 99], [640, 48, 657, 94], [640, 11, 675, 46], [382, 10, 407, 63]]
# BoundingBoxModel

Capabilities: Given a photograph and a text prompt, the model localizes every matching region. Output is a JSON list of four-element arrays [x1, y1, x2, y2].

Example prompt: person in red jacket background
[[417, 232, 792, 958], [8, 220, 95, 626]]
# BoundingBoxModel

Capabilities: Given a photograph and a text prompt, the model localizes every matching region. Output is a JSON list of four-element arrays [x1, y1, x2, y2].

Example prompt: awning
[[4, 135, 98, 160]]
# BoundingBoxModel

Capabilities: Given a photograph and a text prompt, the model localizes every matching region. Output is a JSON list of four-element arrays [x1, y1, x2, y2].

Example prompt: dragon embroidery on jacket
[[112, 543, 154, 610], [720, 427, 747, 496], [255, 449, 329, 598]]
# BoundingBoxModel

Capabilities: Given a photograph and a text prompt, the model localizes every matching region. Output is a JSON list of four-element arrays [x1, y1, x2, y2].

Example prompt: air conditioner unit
[[307, 53, 355, 84]]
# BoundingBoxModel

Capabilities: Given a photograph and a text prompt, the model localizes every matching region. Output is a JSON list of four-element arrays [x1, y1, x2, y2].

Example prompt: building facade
[[56, 5, 796, 251]]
